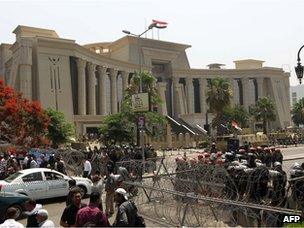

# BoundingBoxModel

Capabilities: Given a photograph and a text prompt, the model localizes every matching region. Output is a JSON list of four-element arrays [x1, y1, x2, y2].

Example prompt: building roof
[[13, 25, 59, 39]]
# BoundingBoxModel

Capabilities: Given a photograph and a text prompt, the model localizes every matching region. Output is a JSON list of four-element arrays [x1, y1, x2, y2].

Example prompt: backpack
[[131, 201, 145, 227]]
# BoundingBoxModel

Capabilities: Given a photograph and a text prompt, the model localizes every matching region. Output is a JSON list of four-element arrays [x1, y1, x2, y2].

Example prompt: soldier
[[248, 164, 270, 203], [272, 148, 283, 166], [209, 142, 216, 154], [255, 146, 262, 161], [289, 163, 304, 211], [271, 162, 287, 206], [263, 147, 272, 168], [247, 152, 257, 168]]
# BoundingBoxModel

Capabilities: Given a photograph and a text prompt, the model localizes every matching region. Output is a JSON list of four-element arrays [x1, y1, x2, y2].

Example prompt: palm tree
[[251, 97, 276, 134], [292, 98, 304, 126], [206, 77, 232, 134]]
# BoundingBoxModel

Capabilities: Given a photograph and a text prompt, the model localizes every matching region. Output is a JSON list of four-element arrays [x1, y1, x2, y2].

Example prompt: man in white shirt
[[36, 209, 55, 228], [0, 207, 24, 228], [83, 158, 92, 178]]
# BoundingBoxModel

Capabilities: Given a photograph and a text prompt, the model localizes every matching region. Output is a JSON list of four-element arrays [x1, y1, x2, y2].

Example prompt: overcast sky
[[1, 0, 303, 85]]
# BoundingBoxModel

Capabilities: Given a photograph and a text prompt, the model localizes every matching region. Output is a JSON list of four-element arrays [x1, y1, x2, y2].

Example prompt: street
[[18, 146, 304, 227]]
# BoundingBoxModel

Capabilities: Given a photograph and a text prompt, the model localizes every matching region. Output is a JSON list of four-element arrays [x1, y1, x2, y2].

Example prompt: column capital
[[172, 77, 180, 85], [120, 71, 128, 77], [76, 58, 86, 69], [109, 68, 118, 78], [87, 62, 96, 72], [198, 77, 207, 84], [97, 65, 107, 75], [256, 77, 264, 83], [186, 77, 193, 83], [242, 77, 250, 83]]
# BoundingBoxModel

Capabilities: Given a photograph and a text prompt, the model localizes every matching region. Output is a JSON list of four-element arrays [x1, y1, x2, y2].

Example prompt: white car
[[0, 168, 92, 200]]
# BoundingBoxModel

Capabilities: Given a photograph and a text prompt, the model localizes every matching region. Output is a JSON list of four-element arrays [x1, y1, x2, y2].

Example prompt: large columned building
[[0, 25, 291, 135]]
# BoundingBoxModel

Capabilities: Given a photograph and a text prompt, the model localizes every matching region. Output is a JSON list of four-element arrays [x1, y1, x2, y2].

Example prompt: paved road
[[18, 146, 304, 227]]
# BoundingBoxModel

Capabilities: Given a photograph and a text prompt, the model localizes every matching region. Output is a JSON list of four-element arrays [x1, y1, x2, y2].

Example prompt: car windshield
[[4, 171, 23, 183]]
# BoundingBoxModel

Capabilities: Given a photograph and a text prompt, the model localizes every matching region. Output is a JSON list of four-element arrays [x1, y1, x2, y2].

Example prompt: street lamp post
[[122, 22, 158, 174], [295, 45, 304, 84]]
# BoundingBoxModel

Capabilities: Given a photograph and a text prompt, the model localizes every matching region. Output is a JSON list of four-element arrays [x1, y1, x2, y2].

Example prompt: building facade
[[290, 84, 304, 107], [0, 26, 291, 135]]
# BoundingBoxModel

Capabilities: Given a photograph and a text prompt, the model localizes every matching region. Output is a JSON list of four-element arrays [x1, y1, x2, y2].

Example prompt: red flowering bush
[[0, 80, 50, 148]]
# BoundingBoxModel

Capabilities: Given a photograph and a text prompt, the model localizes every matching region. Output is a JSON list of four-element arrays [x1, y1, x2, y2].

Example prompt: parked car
[[0, 192, 29, 223], [0, 168, 92, 200]]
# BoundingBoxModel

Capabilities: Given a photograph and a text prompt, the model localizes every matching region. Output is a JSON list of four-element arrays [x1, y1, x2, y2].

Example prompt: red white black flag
[[152, 19, 168, 29]]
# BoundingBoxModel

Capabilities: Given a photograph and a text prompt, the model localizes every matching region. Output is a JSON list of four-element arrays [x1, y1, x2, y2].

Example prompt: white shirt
[[30, 160, 38, 168], [23, 156, 29, 165], [84, 160, 92, 174], [0, 219, 24, 228], [40, 220, 55, 228]]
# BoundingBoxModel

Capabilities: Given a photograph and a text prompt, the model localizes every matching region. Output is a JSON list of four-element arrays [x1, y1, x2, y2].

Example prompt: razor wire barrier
[[55, 149, 85, 176], [124, 178, 301, 227], [113, 154, 303, 227]]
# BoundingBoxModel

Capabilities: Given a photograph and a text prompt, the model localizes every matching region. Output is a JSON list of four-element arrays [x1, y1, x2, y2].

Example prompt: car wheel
[[6, 204, 23, 220], [78, 185, 87, 197]]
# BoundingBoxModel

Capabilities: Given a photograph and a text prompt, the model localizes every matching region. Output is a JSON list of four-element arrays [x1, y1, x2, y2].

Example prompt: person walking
[[60, 188, 86, 227], [30, 156, 39, 168], [39, 155, 48, 168], [113, 188, 145, 227], [66, 179, 82, 206], [25, 199, 43, 228], [0, 207, 24, 228], [105, 166, 116, 217], [75, 192, 110, 227], [55, 156, 66, 175], [83, 158, 92, 178], [36, 209, 55, 228]]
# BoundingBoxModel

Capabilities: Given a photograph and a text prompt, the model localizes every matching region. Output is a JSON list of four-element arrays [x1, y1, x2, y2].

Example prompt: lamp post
[[295, 45, 304, 84], [122, 22, 158, 174]]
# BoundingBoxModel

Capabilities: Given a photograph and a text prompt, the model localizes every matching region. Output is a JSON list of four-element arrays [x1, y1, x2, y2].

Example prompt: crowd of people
[[1, 141, 304, 227], [0, 144, 151, 227], [173, 143, 304, 226]]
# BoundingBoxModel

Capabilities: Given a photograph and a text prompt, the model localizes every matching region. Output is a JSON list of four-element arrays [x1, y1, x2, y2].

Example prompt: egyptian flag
[[152, 19, 168, 29], [232, 121, 242, 131]]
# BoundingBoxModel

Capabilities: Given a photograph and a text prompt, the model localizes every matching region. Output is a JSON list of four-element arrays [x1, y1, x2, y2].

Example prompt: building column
[[87, 62, 96, 115], [97, 66, 107, 115], [186, 77, 194, 114], [199, 78, 207, 115], [157, 82, 168, 115], [172, 77, 180, 118], [121, 71, 129, 97], [19, 39, 33, 100], [109, 68, 118, 114], [256, 77, 264, 99], [242, 78, 250, 110], [76, 58, 86, 115], [228, 78, 234, 106]]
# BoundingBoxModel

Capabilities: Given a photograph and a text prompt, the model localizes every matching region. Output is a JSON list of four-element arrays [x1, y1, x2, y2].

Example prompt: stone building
[[0, 25, 291, 136]]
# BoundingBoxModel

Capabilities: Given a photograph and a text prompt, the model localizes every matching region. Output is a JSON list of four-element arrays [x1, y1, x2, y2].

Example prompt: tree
[[45, 108, 75, 148], [223, 105, 250, 128], [0, 80, 50, 147], [100, 113, 134, 146], [206, 77, 232, 134], [292, 98, 304, 126], [251, 97, 276, 134], [100, 71, 167, 145]]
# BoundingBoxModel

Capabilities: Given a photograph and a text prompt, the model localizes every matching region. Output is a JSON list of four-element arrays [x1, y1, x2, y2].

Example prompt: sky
[[1, 0, 304, 85]]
